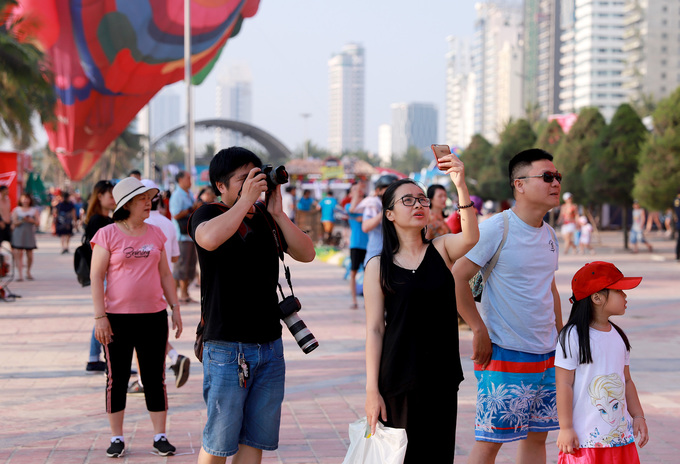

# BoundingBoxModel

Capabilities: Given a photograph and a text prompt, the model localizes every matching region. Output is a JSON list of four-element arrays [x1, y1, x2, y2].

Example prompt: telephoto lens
[[282, 312, 319, 354], [279, 295, 318, 354]]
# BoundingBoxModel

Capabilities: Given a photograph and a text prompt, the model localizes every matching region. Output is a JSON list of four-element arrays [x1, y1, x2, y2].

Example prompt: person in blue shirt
[[320, 190, 338, 244], [346, 183, 368, 309], [296, 189, 316, 212]]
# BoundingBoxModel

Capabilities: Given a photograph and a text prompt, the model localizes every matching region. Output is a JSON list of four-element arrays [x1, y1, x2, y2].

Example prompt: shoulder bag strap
[[482, 210, 509, 285], [252, 202, 295, 300]]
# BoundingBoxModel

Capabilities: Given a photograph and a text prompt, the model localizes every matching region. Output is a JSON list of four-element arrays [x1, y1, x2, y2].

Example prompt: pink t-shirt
[[91, 223, 167, 314]]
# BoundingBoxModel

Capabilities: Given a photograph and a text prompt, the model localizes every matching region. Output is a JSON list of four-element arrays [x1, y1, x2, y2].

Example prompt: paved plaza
[[0, 229, 679, 463]]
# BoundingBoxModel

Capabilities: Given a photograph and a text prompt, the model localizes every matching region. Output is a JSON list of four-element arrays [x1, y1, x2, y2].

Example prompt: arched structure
[[150, 119, 292, 163]]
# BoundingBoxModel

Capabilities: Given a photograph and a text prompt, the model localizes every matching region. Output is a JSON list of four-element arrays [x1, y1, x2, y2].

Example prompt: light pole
[[301, 113, 311, 159], [184, 0, 195, 183]]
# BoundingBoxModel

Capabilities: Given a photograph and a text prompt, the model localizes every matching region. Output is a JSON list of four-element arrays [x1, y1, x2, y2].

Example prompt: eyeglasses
[[393, 195, 431, 208], [515, 171, 562, 184]]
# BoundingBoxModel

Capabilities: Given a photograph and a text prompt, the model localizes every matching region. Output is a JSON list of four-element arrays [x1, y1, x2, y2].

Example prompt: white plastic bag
[[341, 417, 407, 464]]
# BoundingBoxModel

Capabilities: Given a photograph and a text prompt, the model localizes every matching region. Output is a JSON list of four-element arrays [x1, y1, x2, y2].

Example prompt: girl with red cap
[[555, 261, 649, 463]]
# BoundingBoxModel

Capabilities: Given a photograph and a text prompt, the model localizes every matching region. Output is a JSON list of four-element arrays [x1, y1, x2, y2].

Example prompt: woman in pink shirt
[[91, 177, 182, 458]]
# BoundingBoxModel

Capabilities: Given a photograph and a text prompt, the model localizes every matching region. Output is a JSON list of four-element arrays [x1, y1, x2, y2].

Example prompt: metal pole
[[184, 0, 195, 182], [301, 113, 311, 159]]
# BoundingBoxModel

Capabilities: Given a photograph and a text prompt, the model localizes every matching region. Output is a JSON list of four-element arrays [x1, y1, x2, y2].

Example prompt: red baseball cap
[[571, 261, 642, 302]]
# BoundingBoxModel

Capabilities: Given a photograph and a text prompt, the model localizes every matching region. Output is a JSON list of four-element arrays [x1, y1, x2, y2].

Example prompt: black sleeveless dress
[[380, 243, 464, 463]]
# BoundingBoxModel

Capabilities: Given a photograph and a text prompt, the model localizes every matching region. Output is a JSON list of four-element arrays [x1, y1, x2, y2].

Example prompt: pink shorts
[[558, 442, 639, 464]]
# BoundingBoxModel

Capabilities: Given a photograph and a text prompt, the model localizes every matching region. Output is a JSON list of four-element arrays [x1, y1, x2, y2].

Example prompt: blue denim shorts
[[201, 339, 285, 457]]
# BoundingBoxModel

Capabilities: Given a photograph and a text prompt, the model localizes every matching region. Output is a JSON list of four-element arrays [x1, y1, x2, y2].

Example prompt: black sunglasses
[[515, 171, 562, 184]]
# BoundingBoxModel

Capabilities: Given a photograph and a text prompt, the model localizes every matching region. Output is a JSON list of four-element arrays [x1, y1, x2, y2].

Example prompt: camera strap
[[252, 202, 295, 300]]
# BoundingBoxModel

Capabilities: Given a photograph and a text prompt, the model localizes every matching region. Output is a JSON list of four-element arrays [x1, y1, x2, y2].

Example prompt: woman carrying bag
[[364, 153, 479, 462]]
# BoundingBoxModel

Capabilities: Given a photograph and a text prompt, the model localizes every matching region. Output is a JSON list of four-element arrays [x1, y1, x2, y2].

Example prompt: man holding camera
[[189, 147, 315, 464]]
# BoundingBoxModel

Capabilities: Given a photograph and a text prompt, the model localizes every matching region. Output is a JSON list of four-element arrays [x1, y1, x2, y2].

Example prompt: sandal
[[180, 297, 197, 304], [349, 303, 358, 310]]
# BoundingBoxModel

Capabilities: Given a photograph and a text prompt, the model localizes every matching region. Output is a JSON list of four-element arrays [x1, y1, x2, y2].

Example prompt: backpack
[[73, 234, 92, 287]]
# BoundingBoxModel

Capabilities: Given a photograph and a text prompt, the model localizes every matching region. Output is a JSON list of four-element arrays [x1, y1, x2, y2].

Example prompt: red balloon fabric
[[14, 0, 260, 180]]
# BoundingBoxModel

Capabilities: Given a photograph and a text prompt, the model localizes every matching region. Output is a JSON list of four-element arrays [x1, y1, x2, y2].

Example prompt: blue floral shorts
[[474, 344, 559, 443]]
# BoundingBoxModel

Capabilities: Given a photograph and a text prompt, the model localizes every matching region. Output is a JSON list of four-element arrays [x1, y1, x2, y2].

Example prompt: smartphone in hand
[[431, 144, 451, 171]]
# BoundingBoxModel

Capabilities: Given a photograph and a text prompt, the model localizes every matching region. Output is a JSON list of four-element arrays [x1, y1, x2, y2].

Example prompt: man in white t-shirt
[[359, 174, 398, 266], [452, 148, 563, 463]]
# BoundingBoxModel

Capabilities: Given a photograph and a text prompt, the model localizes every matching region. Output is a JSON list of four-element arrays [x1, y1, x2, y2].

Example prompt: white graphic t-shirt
[[555, 326, 635, 448]]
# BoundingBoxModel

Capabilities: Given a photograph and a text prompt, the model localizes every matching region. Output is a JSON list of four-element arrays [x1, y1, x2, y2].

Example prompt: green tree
[[554, 107, 606, 202], [584, 104, 647, 248], [342, 149, 381, 167], [633, 87, 680, 211], [478, 119, 536, 201], [461, 134, 493, 196], [390, 145, 429, 177], [0, 0, 55, 148], [535, 119, 565, 153]]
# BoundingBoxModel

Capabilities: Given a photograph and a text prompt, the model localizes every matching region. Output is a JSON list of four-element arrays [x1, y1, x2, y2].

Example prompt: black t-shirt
[[189, 202, 287, 343], [85, 214, 114, 242]]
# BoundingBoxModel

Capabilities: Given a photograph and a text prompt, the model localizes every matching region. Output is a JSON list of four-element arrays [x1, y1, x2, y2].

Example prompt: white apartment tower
[[472, 2, 524, 143], [328, 43, 365, 155], [390, 103, 438, 159], [215, 65, 253, 148], [149, 90, 181, 140], [445, 36, 476, 149], [378, 124, 392, 165], [559, 0, 628, 121], [623, 0, 680, 108], [523, 0, 563, 118]]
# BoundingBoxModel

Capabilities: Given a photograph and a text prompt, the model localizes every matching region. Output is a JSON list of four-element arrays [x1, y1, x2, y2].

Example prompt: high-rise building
[[328, 43, 365, 155], [378, 124, 392, 165], [623, 0, 680, 109], [148, 90, 181, 141], [445, 36, 476, 149], [472, 2, 524, 143], [523, 0, 562, 118], [215, 65, 252, 148], [390, 103, 438, 159], [559, 0, 628, 121]]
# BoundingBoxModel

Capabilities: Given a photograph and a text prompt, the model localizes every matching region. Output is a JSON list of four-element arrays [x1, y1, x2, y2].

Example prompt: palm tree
[[0, 0, 55, 148]]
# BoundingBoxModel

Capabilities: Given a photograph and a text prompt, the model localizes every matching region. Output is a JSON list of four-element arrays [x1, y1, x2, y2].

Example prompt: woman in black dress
[[364, 153, 479, 463], [54, 191, 76, 253]]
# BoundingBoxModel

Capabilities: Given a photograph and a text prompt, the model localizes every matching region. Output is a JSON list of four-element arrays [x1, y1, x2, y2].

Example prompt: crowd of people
[[4, 144, 677, 462]]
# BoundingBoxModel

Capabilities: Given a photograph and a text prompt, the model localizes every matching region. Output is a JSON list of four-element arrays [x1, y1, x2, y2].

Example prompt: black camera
[[279, 295, 318, 354], [259, 165, 289, 192]]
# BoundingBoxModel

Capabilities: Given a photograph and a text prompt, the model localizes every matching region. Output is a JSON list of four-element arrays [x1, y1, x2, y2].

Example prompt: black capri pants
[[104, 310, 169, 413]]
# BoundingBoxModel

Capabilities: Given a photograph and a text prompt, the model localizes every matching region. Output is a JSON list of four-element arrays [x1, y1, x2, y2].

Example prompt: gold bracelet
[[632, 415, 646, 420], [94, 314, 107, 320]]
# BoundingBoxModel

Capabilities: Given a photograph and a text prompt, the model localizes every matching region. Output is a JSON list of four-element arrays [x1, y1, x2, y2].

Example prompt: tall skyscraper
[[378, 124, 392, 165], [559, 0, 628, 121], [148, 89, 181, 141], [215, 65, 252, 148], [390, 103, 438, 159], [328, 43, 365, 155], [472, 2, 524, 143], [523, 0, 562, 118], [623, 0, 680, 108], [445, 36, 476, 149]]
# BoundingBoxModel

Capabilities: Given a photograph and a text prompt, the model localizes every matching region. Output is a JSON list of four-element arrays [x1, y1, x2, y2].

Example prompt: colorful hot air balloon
[[12, 0, 260, 180]]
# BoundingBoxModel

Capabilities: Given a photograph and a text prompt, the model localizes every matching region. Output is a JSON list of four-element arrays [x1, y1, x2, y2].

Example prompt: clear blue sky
[[164, 0, 478, 155]]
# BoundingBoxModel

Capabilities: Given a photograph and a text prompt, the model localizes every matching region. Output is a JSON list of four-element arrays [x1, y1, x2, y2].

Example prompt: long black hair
[[379, 179, 429, 294], [426, 184, 448, 218], [558, 289, 631, 364]]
